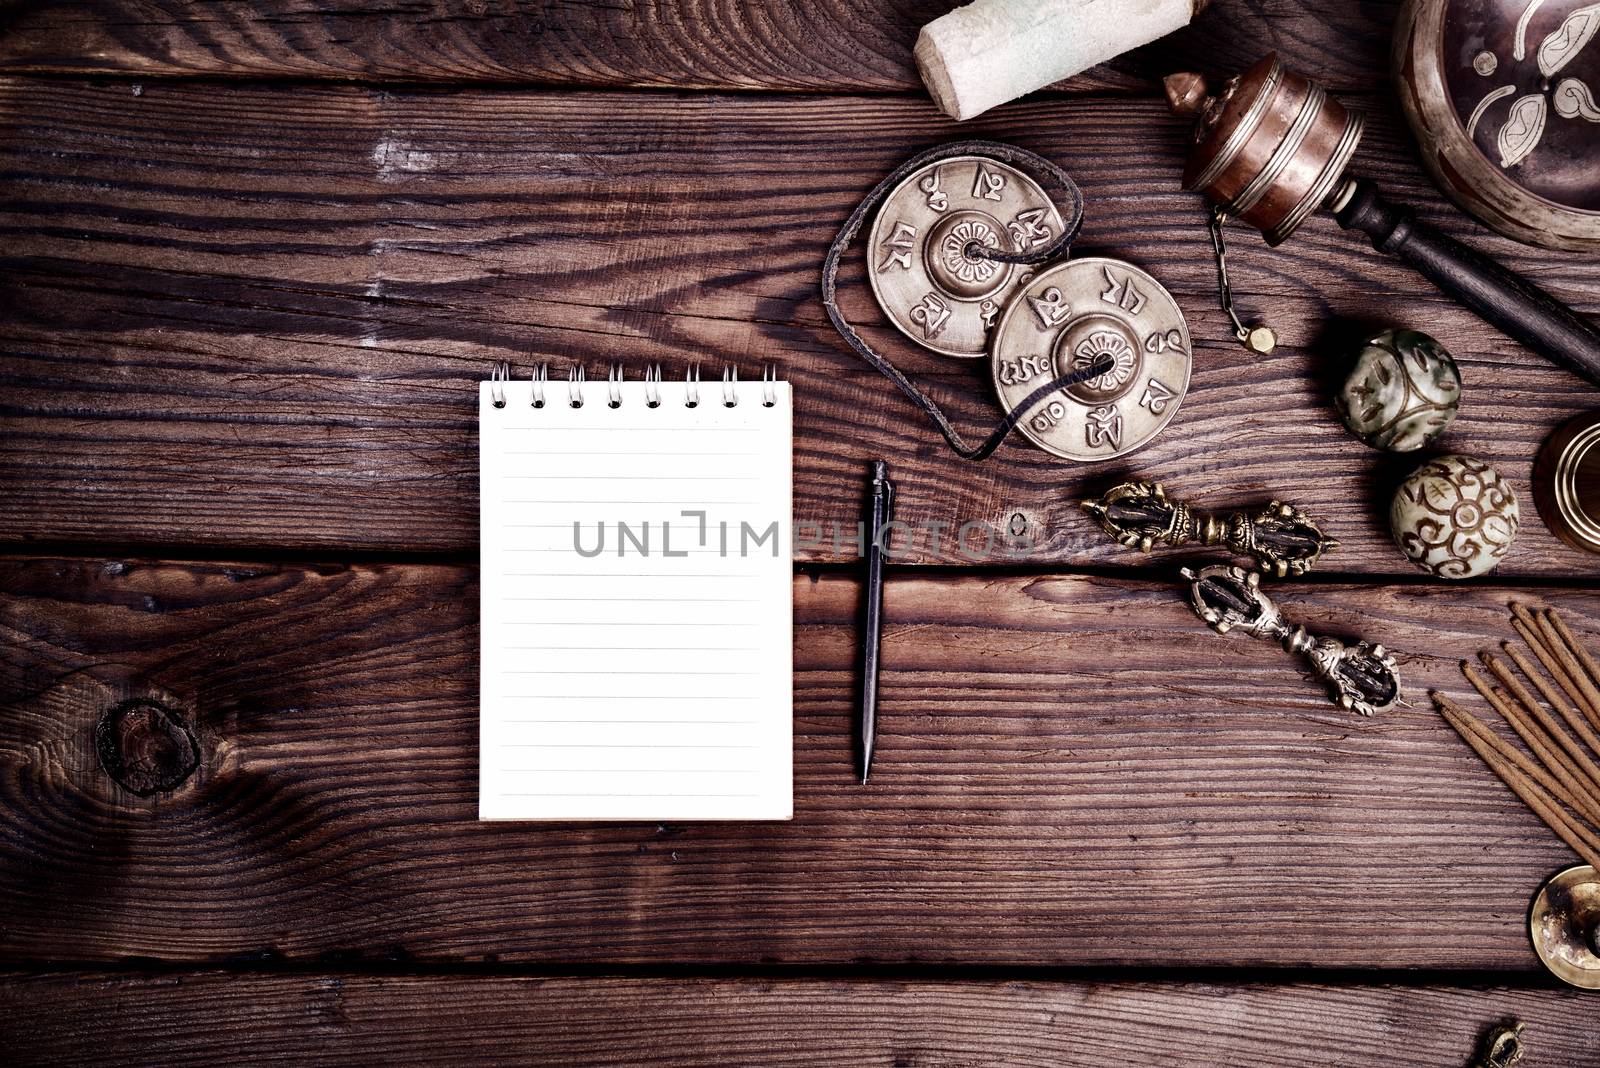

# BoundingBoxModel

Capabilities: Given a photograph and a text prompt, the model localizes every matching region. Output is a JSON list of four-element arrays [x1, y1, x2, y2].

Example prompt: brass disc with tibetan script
[[990, 258, 1191, 462], [867, 155, 1064, 358]]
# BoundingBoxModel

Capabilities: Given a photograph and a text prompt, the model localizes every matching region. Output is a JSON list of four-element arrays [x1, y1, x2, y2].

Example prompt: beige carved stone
[[1390, 454, 1520, 578]]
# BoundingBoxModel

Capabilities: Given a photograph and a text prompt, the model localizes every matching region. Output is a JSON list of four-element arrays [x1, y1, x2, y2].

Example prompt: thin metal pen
[[859, 460, 893, 784]]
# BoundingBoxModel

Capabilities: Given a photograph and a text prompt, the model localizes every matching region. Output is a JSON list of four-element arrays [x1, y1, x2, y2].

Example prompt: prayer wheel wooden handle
[[1333, 177, 1600, 390]]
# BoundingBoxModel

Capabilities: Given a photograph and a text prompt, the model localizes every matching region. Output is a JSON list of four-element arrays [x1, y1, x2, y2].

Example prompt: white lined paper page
[[479, 378, 792, 820]]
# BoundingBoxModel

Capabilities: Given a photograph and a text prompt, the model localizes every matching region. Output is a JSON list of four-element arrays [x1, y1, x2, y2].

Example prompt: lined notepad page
[[479, 376, 793, 821]]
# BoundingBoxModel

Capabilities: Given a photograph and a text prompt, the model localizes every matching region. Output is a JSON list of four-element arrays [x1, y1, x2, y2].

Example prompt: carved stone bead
[[1390, 454, 1519, 579], [1335, 329, 1461, 452]]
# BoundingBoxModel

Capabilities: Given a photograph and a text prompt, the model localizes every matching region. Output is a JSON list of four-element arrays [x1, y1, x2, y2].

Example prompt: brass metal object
[[1167, 54, 1364, 246], [867, 155, 1064, 358], [989, 257, 1191, 461], [1082, 481, 1336, 576], [1473, 1023, 1526, 1068], [1529, 863, 1600, 989], [1533, 410, 1600, 556], [1181, 564, 1401, 716]]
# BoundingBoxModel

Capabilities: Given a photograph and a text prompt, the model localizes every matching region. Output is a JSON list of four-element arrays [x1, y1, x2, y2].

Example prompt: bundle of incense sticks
[[1434, 604, 1600, 871]]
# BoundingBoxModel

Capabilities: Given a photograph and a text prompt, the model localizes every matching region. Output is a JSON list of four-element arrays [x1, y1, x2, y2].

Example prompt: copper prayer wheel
[[1163, 53, 1600, 390], [1166, 54, 1363, 246]]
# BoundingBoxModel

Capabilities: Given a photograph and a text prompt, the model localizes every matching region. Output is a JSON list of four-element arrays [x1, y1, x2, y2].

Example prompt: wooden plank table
[[2, 1, 1598, 1063]]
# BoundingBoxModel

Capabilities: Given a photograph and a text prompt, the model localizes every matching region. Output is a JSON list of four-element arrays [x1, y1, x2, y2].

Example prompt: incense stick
[[1438, 695, 1600, 869], [1480, 650, 1600, 801], [1462, 662, 1600, 821], [1545, 608, 1600, 723], [1511, 614, 1600, 732], [1443, 691, 1600, 822], [1487, 680, 1600, 828], [1430, 604, 1600, 875], [1531, 608, 1600, 730], [1502, 641, 1600, 765], [1498, 687, 1600, 831], [1436, 695, 1600, 870]]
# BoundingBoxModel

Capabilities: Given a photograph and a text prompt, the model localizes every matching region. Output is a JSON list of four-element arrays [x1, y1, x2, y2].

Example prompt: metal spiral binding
[[685, 364, 701, 408], [530, 363, 546, 408], [567, 364, 585, 408], [489, 359, 510, 408], [486, 362, 776, 409]]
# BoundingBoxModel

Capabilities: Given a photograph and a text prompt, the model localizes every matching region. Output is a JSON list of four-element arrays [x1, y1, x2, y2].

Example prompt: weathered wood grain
[[4, 972, 1596, 1067], [0, 0, 1398, 94], [2, 80, 1595, 573], [2, 556, 1595, 967]]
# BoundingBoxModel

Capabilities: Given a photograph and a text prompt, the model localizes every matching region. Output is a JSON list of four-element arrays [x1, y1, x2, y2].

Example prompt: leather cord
[[820, 140, 1107, 461]]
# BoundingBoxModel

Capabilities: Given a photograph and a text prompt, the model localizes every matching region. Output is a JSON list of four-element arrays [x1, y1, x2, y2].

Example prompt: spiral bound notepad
[[478, 365, 793, 821]]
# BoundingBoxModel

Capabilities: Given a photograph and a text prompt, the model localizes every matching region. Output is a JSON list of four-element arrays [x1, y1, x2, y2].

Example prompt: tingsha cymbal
[[1529, 862, 1600, 990], [867, 155, 1064, 358], [990, 257, 1192, 461]]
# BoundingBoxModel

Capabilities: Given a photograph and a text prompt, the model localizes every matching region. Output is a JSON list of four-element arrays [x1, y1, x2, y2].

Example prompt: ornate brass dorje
[[1082, 480, 1336, 576], [1180, 564, 1401, 716], [1471, 1023, 1526, 1068]]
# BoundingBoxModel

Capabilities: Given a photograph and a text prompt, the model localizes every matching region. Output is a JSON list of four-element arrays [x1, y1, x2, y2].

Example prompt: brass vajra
[[1083, 480, 1337, 576], [1472, 1023, 1525, 1068], [1182, 565, 1401, 716]]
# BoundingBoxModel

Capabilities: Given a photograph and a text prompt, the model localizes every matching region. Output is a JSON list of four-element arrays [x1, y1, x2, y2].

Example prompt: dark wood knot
[[94, 698, 200, 796]]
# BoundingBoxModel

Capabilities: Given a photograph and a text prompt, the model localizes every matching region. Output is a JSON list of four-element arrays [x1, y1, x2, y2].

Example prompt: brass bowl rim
[[1528, 862, 1600, 991]]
